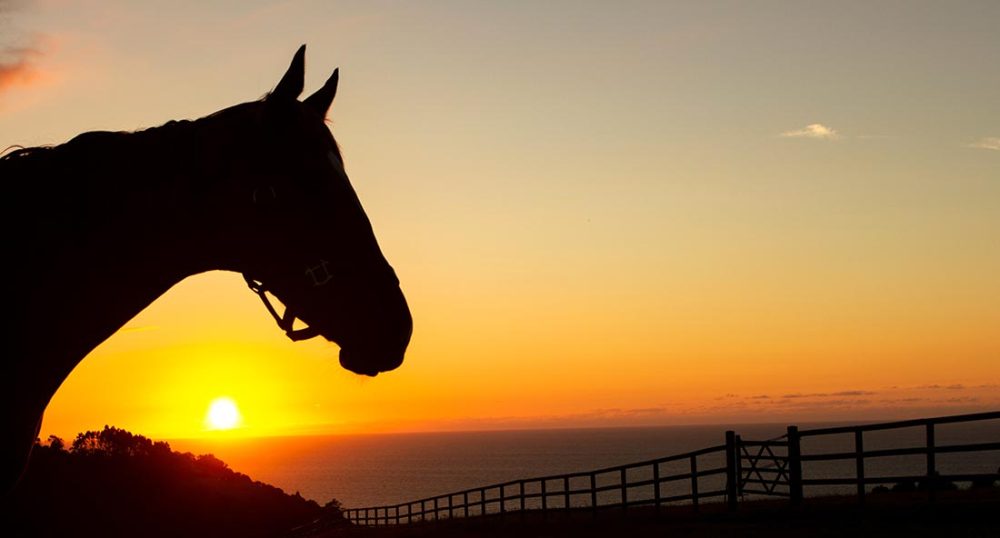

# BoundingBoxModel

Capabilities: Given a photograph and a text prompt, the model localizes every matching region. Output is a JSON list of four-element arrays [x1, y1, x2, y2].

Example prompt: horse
[[0, 45, 412, 493]]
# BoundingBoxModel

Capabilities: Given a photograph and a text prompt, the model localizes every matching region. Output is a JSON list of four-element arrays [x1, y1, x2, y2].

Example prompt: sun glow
[[205, 397, 242, 430]]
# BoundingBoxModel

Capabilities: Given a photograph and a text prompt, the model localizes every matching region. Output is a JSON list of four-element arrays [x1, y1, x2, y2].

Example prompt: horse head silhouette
[[236, 46, 411, 375], [1, 45, 411, 492]]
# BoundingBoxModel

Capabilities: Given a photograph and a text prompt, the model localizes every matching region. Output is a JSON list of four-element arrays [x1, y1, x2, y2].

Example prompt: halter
[[243, 274, 321, 341]]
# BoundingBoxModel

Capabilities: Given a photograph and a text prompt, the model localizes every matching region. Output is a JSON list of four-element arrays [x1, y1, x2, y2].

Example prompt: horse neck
[[6, 119, 244, 405]]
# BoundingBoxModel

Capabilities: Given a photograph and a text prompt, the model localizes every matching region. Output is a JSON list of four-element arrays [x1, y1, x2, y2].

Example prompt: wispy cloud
[[1, 0, 47, 95], [780, 123, 840, 140], [781, 390, 877, 399], [916, 384, 966, 390], [0, 44, 42, 92], [969, 137, 1000, 151], [0, 0, 24, 13]]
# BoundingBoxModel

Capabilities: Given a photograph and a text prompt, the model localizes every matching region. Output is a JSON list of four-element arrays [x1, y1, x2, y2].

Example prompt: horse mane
[[0, 100, 342, 214], [0, 116, 229, 248], [1, 118, 200, 176]]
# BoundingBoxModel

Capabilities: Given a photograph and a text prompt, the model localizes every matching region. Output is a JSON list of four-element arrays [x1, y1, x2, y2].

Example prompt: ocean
[[170, 420, 1000, 509]]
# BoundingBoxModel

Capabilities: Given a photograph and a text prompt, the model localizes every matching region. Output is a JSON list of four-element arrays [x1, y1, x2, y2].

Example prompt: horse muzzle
[[339, 343, 406, 377]]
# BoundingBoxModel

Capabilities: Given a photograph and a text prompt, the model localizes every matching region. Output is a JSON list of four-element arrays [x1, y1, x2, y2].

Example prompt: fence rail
[[789, 410, 1000, 504], [345, 411, 1000, 526]]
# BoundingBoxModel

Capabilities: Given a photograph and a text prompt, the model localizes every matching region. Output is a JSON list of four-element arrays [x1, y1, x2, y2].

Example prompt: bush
[[891, 479, 917, 492], [918, 471, 957, 492]]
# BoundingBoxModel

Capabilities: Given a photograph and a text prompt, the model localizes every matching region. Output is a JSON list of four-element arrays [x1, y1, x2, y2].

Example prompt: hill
[[4, 426, 344, 538]]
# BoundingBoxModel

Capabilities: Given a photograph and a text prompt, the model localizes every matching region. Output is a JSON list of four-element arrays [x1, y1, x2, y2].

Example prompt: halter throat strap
[[243, 274, 321, 341]]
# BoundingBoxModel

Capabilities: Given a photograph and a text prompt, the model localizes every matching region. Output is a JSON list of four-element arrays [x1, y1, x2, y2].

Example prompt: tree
[[46, 435, 65, 451], [71, 425, 157, 456]]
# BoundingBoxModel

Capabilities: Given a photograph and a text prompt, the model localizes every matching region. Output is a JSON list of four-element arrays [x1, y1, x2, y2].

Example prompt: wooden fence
[[345, 410, 1000, 526], [790, 409, 1000, 504]]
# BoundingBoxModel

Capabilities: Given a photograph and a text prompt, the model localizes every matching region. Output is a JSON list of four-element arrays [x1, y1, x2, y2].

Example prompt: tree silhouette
[[8, 426, 332, 538], [45, 435, 65, 451]]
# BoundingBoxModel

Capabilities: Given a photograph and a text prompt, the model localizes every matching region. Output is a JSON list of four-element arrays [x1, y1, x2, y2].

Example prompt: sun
[[205, 397, 242, 430]]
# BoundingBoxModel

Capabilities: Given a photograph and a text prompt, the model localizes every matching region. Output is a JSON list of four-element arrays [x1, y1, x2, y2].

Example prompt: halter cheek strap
[[243, 274, 321, 341]]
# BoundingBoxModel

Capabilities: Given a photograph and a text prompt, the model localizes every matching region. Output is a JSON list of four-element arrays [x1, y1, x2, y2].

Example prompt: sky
[[2, 0, 998, 441]]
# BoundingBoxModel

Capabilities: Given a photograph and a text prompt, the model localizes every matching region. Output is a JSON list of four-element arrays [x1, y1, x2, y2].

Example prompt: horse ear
[[270, 45, 306, 101], [304, 68, 339, 116]]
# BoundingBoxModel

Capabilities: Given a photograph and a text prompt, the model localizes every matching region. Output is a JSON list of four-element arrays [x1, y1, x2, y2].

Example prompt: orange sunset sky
[[2, 0, 998, 441]]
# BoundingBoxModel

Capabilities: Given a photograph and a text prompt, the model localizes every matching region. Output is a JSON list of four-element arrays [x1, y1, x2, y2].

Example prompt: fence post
[[590, 472, 598, 517], [735, 433, 744, 494], [500, 484, 506, 518], [541, 479, 548, 515], [787, 425, 803, 506], [620, 467, 628, 514], [464, 491, 469, 518], [855, 430, 865, 504], [926, 422, 936, 502], [564, 476, 571, 511], [519, 480, 525, 512], [725, 431, 739, 511], [653, 462, 661, 514], [480, 488, 487, 516], [690, 454, 700, 512]]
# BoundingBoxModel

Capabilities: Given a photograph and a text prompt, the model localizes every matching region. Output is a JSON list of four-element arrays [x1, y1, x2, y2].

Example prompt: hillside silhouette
[[4, 426, 344, 537]]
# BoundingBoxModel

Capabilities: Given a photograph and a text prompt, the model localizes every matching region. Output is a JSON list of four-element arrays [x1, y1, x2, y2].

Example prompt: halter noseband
[[243, 274, 321, 342]]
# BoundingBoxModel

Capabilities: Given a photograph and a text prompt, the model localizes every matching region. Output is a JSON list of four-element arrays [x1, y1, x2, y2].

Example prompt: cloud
[[0, 0, 23, 13], [0, 45, 42, 91], [780, 123, 840, 140], [781, 390, 876, 399], [945, 397, 979, 403], [969, 137, 1000, 151], [830, 390, 877, 396], [1, 0, 47, 95]]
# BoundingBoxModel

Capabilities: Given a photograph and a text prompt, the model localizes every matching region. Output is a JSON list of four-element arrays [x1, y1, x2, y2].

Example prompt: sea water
[[170, 420, 1000, 509]]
